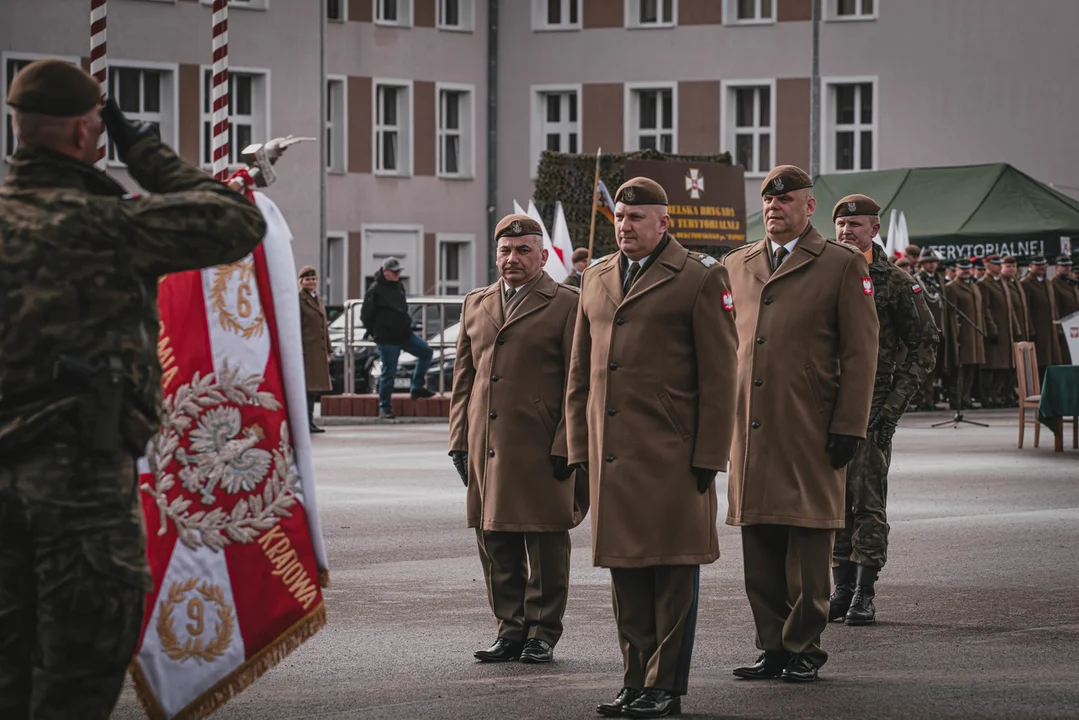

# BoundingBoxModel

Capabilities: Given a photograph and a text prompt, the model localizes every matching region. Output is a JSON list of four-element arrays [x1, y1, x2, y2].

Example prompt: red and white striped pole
[[211, 0, 230, 181], [90, 0, 107, 168]]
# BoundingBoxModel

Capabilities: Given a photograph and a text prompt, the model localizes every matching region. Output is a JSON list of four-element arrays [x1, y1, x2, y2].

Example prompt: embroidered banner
[[129, 190, 329, 720]]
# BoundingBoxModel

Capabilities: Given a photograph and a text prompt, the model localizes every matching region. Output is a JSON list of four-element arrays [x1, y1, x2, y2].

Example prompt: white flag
[[552, 201, 575, 274], [525, 199, 568, 282]]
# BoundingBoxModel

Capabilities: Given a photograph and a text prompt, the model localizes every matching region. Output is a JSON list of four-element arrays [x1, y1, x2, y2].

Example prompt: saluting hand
[[101, 96, 161, 163], [450, 451, 468, 487], [826, 434, 861, 469], [692, 467, 717, 494]]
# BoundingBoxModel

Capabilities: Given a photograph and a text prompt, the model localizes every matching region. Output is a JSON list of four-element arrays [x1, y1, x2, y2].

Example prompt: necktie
[[504, 285, 514, 303], [772, 246, 789, 274], [623, 261, 641, 295]]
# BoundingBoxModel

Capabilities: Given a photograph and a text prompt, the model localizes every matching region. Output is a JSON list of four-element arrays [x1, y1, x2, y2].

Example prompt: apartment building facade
[[4, 0, 1078, 302]]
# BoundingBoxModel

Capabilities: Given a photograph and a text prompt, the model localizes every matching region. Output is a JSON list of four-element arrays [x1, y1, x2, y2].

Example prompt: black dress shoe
[[733, 652, 787, 679], [781, 654, 819, 683], [411, 387, 436, 400], [519, 638, 553, 663], [597, 687, 641, 717], [309, 424, 326, 434], [473, 637, 524, 662], [623, 688, 681, 718]]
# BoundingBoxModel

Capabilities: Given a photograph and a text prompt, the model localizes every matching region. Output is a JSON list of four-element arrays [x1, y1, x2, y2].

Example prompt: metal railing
[[341, 295, 465, 396]]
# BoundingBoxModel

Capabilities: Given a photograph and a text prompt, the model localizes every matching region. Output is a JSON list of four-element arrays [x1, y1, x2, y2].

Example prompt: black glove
[[550, 455, 573, 481], [692, 467, 717, 494], [450, 451, 468, 487], [101, 96, 161, 162], [825, 434, 861, 469], [867, 408, 899, 450]]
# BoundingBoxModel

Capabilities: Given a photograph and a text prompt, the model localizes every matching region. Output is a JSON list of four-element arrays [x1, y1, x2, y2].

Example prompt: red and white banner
[[129, 190, 329, 720]]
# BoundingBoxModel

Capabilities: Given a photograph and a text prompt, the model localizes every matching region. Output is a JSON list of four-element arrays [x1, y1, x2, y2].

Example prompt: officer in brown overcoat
[[722, 166, 878, 684], [944, 259, 987, 408], [1050, 255, 1079, 364], [1021, 256, 1062, 369], [977, 256, 1018, 408], [448, 214, 587, 666], [299, 266, 333, 432], [566, 178, 738, 718]]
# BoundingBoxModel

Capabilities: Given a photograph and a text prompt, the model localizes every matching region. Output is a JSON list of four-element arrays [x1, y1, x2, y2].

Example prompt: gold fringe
[[318, 568, 331, 589], [129, 602, 328, 720]]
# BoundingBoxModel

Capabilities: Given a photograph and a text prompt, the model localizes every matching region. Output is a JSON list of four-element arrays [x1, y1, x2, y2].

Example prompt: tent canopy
[[746, 163, 1079, 250]]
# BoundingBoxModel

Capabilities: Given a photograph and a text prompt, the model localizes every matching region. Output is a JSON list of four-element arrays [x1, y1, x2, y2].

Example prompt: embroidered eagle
[[176, 407, 273, 504]]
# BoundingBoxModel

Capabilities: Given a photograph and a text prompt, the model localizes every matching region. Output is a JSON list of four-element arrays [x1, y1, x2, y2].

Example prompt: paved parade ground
[[112, 410, 1079, 720]]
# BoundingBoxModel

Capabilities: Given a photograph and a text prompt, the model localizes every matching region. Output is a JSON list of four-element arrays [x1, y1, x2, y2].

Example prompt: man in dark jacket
[[361, 257, 434, 419]]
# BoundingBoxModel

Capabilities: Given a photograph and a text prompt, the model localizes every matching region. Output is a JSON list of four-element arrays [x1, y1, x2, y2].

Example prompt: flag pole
[[587, 147, 601, 260]]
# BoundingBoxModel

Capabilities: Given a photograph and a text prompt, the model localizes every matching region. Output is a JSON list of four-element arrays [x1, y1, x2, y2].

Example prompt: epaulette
[[724, 242, 756, 258], [690, 252, 720, 268], [465, 286, 485, 297], [826, 239, 859, 253], [559, 283, 580, 294]]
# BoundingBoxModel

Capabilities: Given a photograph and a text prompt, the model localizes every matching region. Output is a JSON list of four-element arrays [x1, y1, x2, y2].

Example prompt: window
[[727, 0, 774, 24], [327, 0, 345, 21], [107, 67, 174, 164], [201, 69, 268, 168], [437, 236, 474, 294], [628, 0, 675, 27], [542, 91, 578, 155], [438, 0, 474, 30], [325, 234, 348, 306], [533, 0, 580, 30], [724, 83, 772, 176], [200, 0, 267, 9], [826, 81, 875, 172], [628, 86, 675, 153], [438, 85, 474, 178], [326, 77, 346, 172], [376, 0, 413, 26], [834, 0, 876, 19], [374, 81, 412, 175]]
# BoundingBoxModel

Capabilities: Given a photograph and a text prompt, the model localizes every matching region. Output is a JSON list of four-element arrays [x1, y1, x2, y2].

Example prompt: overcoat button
[[756, 337, 765, 345], [751, 421, 761, 429], [616, 318, 625, 325], [609, 362, 618, 370], [489, 412, 497, 419], [754, 379, 763, 387], [608, 408, 617, 416], [606, 454, 615, 462], [491, 375, 500, 381], [763, 298, 772, 305], [488, 449, 495, 457], [497, 337, 505, 345]]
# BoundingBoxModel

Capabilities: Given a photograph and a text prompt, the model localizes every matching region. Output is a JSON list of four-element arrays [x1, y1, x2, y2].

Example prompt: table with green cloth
[[1037, 365, 1079, 451]]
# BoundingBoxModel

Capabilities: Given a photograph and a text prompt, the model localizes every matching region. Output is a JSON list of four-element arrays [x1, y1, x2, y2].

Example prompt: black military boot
[[845, 564, 879, 626], [829, 562, 856, 622]]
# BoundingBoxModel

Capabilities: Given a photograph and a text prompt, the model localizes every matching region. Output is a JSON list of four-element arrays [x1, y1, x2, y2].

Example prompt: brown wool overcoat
[[1020, 276, 1062, 368], [977, 276, 1016, 369], [449, 272, 588, 532], [722, 228, 879, 530], [565, 236, 739, 568], [944, 280, 987, 366], [300, 290, 333, 392], [1004, 277, 1031, 342]]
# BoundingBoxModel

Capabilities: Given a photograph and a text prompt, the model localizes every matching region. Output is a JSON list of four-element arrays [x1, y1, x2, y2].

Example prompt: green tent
[[745, 163, 1079, 260]]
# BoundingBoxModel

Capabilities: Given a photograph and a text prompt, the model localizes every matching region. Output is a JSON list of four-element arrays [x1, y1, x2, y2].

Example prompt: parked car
[[370, 322, 460, 395]]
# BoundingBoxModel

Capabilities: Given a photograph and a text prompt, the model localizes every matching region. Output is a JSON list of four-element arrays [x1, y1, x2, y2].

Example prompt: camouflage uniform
[[0, 136, 266, 718], [913, 268, 947, 408], [833, 244, 939, 569]]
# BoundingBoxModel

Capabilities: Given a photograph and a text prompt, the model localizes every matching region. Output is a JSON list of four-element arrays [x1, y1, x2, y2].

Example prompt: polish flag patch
[[862, 277, 874, 295], [912, 283, 922, 294], [722, 290, 734, 311]]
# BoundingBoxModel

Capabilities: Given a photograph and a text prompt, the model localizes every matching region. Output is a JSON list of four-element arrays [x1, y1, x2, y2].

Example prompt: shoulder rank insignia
[[694, 253, 718, 268]]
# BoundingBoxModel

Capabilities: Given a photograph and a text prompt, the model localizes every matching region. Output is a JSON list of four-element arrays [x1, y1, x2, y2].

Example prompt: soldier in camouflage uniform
[[0, 59, 267, 719], [914, 248, 947, 410], [829, 195, 939, 626]]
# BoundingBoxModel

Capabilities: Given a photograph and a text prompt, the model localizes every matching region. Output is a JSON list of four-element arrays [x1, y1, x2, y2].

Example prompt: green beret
[[832, 193, 882, 221], [615, 177, 668, 206], [495, 214, 543, 241], [761, 165, 813, 196], [6, 58, 101, 117]]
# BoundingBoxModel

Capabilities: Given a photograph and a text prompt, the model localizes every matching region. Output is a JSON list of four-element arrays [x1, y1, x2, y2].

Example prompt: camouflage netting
[[533, 148, 734, 259]]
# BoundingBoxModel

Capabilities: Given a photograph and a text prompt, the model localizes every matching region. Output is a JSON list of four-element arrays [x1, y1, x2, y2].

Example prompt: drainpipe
[[810, 0, 821, 179], [319, 0, 328, 296], [486, 0, 498, 283]]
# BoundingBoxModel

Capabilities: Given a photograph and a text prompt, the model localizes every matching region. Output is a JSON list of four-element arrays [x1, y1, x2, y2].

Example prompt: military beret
[[1001, 255, 1017, 263], [615, 177, 668, 206], [986, 255, 1002, 266], [956, 259, 972, 269], [896, 257, 911, 268], [495, 214, 544, 241], [298, 265, 317, 279], [832, 194, 882, 221], [571, 247, 590, 263], [1030, 255, 1048, 266], [919, 247, 941, 261], [6, 58, 101, 117], [761, 165, 813, 197], [1055, 254, 1073, 266]]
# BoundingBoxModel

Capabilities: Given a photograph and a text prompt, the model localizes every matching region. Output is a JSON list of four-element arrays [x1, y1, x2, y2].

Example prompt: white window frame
[[199, 65, 271, 171], [327, 0, 347, 21], [326, 74, 347, 174], [437, 0, 474, 31], [720, 79, 775, 179], [532, 0, 582, 31], [625, 0, 677, 28], [722, 0, 777, 25], [372, 78, 414, 177], [360, 223, 425, 294], [825, 0, 877, 22], [436, 82, 475, 180], [2, 52, 80, 160], [324, 231, 349, 304], [200, 0, 268, 11], [104, 60, 179, 168], [375, 0, 414, 27], [821, 76, 878, 174], [625, 82, 677, 154], [435, 234, 475, 295], [530, 83, 582, 179]]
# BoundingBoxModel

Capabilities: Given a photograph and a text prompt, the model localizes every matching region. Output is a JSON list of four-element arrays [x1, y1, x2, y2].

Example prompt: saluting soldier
[[829, 195, 938, 626], [722, 167, 878, 683], [1050, 255, 1079, 364], [1021, 256, 1062, 369], [448, 214, 587, 665], [943, 259, 987, 408], [566, 177, 738, 718], [977, 256, 1018, 408], [914, 249, 948, 410]]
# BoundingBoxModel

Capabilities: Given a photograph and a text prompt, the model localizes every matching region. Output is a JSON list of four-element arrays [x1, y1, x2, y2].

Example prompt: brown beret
[[761, 165, 813, 196], [904, 245, 920, 256], [896, 257, 911, 268], [571, 248, 589, 263], [6, 58, 101, 117], [615, 177, 668, 206], [495, 214, 544, 241], [832, 194, 882, 221], [298, 265, 317, 279]]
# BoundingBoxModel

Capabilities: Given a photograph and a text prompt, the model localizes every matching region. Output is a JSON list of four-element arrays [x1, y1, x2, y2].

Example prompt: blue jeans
[[377, 334, 433, 410]]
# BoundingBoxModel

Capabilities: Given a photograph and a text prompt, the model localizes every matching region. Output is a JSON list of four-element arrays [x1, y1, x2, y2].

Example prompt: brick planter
[[320, 394, 449, 418]]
